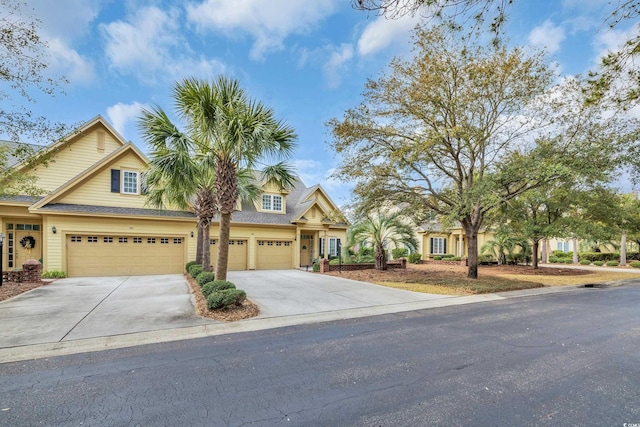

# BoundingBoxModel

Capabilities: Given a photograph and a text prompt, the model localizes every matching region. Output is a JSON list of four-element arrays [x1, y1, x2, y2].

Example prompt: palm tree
[[480, 233, 519, 265], [349, 211, 418, 270], [174, 76, 297, 281], [138, 106, 216, 270]]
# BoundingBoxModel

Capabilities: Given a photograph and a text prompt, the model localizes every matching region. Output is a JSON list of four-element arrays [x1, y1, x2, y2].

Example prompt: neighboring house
[[0, 116, 347, 277], [416, 222, 495, 259]]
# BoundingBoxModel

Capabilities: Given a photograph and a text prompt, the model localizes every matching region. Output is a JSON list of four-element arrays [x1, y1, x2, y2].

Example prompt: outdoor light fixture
[[191, 231, 194, 238], [51, 226, 57, 234]]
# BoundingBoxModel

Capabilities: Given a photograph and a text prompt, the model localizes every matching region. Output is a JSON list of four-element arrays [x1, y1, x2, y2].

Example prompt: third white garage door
[[256, 240, 293, 270], [67, 235, 184, 277]]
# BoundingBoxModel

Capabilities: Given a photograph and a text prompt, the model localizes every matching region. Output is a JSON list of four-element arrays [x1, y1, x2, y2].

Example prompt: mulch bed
[[184, 273, 259, 322], [0, 281, 47, 302]]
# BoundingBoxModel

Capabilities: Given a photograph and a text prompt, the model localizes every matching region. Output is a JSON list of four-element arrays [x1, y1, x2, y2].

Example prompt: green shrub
[[451, 256, 462, 261], [630, 261, 640, 268], [606, 260, 619, 267], [478, 254, 494, 264], [548, 257, 560, 263], [579, 259, 591, 265], [312, 262, 320, 272], [408, 253, 422, 264], [592, 261, 604, 266], [329, 258, 341, 265], [579, 252, 618, 262], [188, 264, 203, 278], [358, 255, 375, 263], [201, 280, 236, 297], [206, 289, 247, 310], [563, 258, 574, 264], [391, 248, 409, 259], [196, 271, 215, 286], [433, 256, 442, 261], [185, 260, 198, 271], [440, 254, 455, 259], [626, 251, 639, 261], [41, 270, 66, 279]]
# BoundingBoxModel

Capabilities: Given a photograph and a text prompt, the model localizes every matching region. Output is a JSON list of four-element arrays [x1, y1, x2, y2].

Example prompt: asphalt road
[[1, 284, 639, 427]]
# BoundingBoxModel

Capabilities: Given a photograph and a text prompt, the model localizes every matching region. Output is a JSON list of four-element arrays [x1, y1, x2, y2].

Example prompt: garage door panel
[[67, 235, 184, 277], [256, 240, 293, 270], [210, 239, 247, 271]]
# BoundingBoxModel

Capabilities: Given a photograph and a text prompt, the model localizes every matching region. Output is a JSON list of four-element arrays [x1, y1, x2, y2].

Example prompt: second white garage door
[[210, 239, 248, 271], [256, 240, 293, 270], [67, 235, 185, 277]]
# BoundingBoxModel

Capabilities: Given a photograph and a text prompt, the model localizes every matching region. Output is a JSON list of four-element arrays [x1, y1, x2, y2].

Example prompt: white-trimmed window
[[262, 194, 283, 212], [430, 237, 446, 255], [122, 170, 139, 194], [320, 237, 341, 257], [557, 241, 570, 252]]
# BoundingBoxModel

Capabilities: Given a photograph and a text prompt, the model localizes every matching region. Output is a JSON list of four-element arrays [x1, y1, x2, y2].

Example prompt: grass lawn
[[326, 263, 640, 295]]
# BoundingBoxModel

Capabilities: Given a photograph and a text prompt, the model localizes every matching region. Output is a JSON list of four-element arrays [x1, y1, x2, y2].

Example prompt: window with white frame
[[557, 241, 570, 252], [122, 170, 139, 194], [261, 194, 283, 212], [430, 237, 446, 254], [320, 237, 340, 257]]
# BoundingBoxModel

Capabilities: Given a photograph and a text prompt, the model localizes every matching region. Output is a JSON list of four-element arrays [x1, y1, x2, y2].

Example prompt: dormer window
[[262, 194, 283, 212]]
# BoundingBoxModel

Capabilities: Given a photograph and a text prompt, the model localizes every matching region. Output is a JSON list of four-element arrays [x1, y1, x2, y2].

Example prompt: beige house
[[0, 116, 347, 277], [416, 222, 494, 259]]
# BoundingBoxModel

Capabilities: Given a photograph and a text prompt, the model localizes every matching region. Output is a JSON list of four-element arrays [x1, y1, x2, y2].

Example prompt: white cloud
[[357, 14, 420, 56], [26, 0, 102, 42], [292, 159, 352, 203], [106, 102, 150, 140], [186, 0, 338, 60], [528, 20, 566, 54], [323, 44, 354, 88], [100, 6, 225, 83], [47, 38, 95, 84]]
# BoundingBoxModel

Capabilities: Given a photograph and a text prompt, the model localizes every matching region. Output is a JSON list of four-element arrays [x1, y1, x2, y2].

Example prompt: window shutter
[[443, 239, 447, 254], [111, 169, 120, 193], [430, 238, 434, 254]]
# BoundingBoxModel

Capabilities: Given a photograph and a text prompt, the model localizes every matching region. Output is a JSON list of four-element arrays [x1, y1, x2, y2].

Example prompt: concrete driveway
[[228, 270, 451, 318], [0, 275, 210, 348]]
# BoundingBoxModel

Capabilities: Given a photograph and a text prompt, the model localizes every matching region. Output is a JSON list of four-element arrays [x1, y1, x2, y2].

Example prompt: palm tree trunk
[[196, 223, 203, 265], [215, 212, 231, 280], [202, 222, 211, 272], [375, 245, 387, 270]]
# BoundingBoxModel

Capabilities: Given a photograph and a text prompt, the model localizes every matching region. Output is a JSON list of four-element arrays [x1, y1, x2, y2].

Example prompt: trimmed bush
[[563, 259, 574, 264], [312, 262, 320, 272], [440, 254, 455, 259], [579, 252, 619, 262], [201, 280, 236, 298], [196, 271, 215, 286], [451, 256, 462, 261], [433, 256, 443, 261], [392, 248, 409, 259], [188, 264, 203, 278], [579, 259, 591, 265], [630, 261, 640, 268], [329, 258, 341, 265], [548, 257, 560, 263], [206, 289, 247, 310], [606, 260, 619, 267], [408, 253, 422, 264], [42, 270, 66, 279], [185, 261, 198, 271], [592, 261, 604, 266]]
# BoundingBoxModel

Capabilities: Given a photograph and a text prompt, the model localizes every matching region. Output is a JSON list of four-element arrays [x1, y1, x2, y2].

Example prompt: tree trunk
[[572, 238, 579, 264], [464, 227, 479, 279], [540, 239, 547, 264], [202, 222, 211, 272], [195, 223, 203, 265], [215, 212, 231, 281], [620, 231, 627, 266], [375, 245, 387, 270], [532, 239, 539, 269]]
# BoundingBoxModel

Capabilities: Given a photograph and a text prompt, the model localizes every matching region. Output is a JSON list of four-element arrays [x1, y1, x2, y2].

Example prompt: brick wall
[[320, 258, 406, 273], [22, 259, 43, 283], [423, 259, 468, 266]]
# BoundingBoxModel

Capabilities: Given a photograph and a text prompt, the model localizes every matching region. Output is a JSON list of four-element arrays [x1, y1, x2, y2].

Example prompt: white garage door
[[210, 239, 248, 271], [67, 235, 185, 277]]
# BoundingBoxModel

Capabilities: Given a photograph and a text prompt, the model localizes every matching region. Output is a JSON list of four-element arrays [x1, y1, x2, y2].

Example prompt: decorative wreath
[[20, 236, 36, 250]]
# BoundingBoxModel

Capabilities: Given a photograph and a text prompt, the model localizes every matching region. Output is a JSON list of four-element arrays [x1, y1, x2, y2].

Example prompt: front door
[[15, 230, 42, 267], [300, 237, 312, 266]]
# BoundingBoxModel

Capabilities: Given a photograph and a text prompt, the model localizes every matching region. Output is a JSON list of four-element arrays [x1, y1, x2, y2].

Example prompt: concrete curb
[[0, 285, 593, 364]]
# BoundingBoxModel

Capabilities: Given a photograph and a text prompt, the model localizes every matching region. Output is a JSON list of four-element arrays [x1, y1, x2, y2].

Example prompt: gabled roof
[[0, 141, 46, 167], [9, 115, 128, 172], [30, 143, 148, 211]]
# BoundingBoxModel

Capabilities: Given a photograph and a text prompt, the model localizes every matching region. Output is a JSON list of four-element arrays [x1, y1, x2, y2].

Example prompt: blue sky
[[8, 0, 637, 204]]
